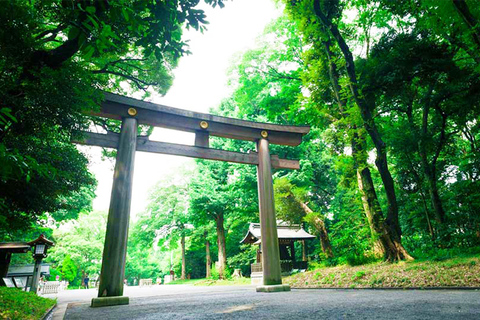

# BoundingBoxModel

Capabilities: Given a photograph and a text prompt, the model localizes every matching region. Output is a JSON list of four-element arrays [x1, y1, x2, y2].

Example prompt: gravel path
[[63, 286, 480, 320]]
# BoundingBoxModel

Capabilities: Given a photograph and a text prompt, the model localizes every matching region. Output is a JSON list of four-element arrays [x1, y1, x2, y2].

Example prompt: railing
[[139, 279, 153, 287], [251, 261, 308, 274], [293, 261, 308, 270], [251, 263, 262, 273], [40, 281, 60, 294]]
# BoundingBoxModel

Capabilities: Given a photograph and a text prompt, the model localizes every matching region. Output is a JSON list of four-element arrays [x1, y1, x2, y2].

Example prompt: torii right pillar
[[256, 137, 291, 292]]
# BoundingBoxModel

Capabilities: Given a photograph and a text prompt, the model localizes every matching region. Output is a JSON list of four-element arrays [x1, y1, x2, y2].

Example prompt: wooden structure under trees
[[74, 92, 309, 306], [0, 234, 54, 291], [241, 222, 315, 283], [0, 242, 31, 287]]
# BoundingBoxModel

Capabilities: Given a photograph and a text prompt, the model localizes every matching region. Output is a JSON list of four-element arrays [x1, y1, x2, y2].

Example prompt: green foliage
[[209, 265, 220, 280], [60, 255, 77, 283], [47, 268, 62, 282], [21, 0, 480, 283], [48, 210, 107, 285], [0, 287, 55, 320], [0, 0, 225, 238]]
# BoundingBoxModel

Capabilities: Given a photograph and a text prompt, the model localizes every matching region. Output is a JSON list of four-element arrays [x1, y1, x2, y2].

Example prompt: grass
[[165, 278, 251, 286], [164, 279, 205, 285], [284, 255, 480, 289], [0, 287, 56, 320]]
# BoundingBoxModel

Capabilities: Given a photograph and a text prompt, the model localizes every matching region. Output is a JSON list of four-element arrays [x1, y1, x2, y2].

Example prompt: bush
[[209, 266, 219, 280], [0, 287, 55, 320]]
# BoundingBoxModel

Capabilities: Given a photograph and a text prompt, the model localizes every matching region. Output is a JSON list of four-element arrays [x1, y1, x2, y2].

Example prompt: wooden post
[[195, 130, 209, 148], [302, 240, 307, 261], [205, 232, 211, 278], [291, 242, 296, 262], [256, 138, 289, 292], [0, 252, 11, 287], [30, 258, 42, 294], [93, 117, 137, 307]]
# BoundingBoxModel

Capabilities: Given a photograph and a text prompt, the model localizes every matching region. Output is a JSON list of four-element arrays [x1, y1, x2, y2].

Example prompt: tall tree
[[189, 160, 233, 279], [0, 0, 225, 236], [145, 174, 193, 280]]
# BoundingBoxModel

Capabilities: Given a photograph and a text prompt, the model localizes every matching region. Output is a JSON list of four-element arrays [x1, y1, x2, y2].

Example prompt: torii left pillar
[[92, 116, 137, 307]]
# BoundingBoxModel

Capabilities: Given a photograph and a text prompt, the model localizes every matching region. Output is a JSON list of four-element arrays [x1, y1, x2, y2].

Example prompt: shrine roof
[[240, 221, 316, 244]]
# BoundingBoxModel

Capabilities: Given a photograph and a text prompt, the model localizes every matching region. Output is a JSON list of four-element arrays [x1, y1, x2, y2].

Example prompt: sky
[[78, 0, 283, 218]]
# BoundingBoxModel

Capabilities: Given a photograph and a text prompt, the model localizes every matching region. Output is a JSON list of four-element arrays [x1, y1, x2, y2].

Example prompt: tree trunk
[[205, 232, 211, 278], [426, 172, 446, 224], [356, 165, 413, 261], [180, 233, 186, 280], [302, 240, 307, 262], [419, 191, 435, 239], [353, 131, 413, 261], [215, 213, 227, 279], [452, 0, 480, 50], [416, 101, 447, 224], [300, 202, 334, 258]]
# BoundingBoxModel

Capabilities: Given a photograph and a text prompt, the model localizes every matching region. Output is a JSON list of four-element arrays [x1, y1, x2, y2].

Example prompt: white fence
[[139, 279, 153, 287], [40, 281, 62, 294]]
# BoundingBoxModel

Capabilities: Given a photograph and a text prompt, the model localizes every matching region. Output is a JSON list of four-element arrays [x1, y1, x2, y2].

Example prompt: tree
[[282, 0, 413, 261], [189, 160, 232, 279], [61, 255, 77, 284], [274, 178, 333, 258], [48, 210, 107, 285], [0, 0, 225, 236], [365, 31, 480, 228]]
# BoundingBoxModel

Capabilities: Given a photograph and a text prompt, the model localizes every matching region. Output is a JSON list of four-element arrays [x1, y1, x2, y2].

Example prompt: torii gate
[[75, 92, 310, 307]]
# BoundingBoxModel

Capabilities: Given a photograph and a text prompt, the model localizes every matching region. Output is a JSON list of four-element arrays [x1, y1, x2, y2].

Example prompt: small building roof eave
[[0, 242, 31, 253]]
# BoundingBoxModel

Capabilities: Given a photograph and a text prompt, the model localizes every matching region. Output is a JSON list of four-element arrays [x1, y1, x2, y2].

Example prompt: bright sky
[[78, 0, 282, 218]]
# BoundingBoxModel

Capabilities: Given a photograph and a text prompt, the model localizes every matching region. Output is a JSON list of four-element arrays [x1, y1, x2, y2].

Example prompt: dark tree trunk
[[414, 100, 448, 225], [180, 233, 186, 280], [426, 171, 446, 224], [205, 232, 211, 278], [452, 0, 480, 50], [215, 213, 227, 279]]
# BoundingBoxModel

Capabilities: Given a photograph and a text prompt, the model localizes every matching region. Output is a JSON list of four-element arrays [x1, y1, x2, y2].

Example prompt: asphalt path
[[59, 285, 480, 320]]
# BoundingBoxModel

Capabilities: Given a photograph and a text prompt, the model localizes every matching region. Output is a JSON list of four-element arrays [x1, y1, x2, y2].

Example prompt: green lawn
[[285, 255, 480, 289], [165, 278, 251, 286], [0, 287, 56, 320], [164, 279, 205, 285]]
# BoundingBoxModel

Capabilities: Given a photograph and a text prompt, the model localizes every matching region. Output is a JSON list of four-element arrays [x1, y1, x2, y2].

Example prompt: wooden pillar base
[[91, 296, 129, 308], [256, 284, 291, 293]]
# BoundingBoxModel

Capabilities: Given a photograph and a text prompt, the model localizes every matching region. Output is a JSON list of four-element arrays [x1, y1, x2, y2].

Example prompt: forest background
[[1, 0, 479, 287]]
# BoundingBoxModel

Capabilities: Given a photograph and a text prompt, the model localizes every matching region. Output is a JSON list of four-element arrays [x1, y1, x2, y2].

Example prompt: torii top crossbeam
[[96, 92, 310, 146], [76, 92, 310, 170]]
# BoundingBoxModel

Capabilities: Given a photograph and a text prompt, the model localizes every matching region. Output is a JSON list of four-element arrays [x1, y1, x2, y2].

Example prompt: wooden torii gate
[[75, 92, 310, 307]]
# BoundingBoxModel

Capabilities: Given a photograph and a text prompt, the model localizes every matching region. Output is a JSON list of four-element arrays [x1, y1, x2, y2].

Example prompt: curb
[[290, 286, 480, 291], [41, 304, 56, 320]]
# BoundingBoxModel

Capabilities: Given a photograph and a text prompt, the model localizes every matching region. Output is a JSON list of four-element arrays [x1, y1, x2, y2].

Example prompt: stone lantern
[[28, 234, 54, 294]]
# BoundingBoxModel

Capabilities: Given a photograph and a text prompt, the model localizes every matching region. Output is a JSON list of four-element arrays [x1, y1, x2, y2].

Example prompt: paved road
[[57, 285, 480, 320]]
